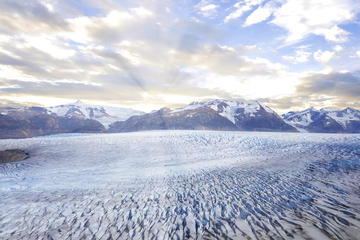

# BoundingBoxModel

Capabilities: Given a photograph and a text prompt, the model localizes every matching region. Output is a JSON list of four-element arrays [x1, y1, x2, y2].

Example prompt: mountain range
[[282, 107, 360, 133], [0, 106, 104, 139], [0, 99, 359, 138], [47, 100, 144, 127], [108, 99, 296, 132]]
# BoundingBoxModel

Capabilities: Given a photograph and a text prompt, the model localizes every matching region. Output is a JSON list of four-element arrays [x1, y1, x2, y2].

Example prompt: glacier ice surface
[[0, 131, 359, 239]]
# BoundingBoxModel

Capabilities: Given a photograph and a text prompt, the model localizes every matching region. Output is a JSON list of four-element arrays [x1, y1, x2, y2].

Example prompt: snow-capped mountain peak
[[47, 101, 144, 128], [171, 99, 280, 125], [282, 107, 319, 128], [283, 107, 360, 133]]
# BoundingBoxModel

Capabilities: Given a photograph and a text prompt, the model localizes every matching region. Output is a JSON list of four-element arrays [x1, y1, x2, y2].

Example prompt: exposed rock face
[[108, 107, 238, 132], [109, 99, 297, 133], [230, 103, 296, 132], [283, 107, 360, 133], [0, 107, 105, 139], [0, 149, 29, 163]]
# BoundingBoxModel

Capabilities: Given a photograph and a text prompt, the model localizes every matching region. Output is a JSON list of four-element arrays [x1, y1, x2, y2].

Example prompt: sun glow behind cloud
[[0, 0, 359, 112]]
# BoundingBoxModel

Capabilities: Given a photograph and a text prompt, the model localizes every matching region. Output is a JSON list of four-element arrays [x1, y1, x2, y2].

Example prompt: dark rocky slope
[[109, 100, 297, 133], [0, 107, 105, 139], [108, 107, 238, 132]]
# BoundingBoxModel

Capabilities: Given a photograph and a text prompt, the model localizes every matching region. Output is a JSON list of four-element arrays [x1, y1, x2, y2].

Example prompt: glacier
[[0, 131, 359, 239]]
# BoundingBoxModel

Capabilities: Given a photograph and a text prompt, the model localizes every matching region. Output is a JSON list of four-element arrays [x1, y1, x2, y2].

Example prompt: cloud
[[333, 45, 343, 52], [65, 9, 155, 45], [243, 2, 275, 26], [195, 1, 219, 18], [259, 96, 313, 111], [225, 0, 265, 23], [257, 71, 360, 112], [0, 98, 42, 108], [167, 44, 287, 76], [0, 0, 290, 109], [258, 94, 359, 113], [0, 0, 69, 34], [271, 0, 358, 43], [297, 72, 360, 100], [0, 0, 358, 112], [226, 0, 359, 44], [283, 49, 311, 63], [313, 50, 335, 64], [130, 7, 153, 18]]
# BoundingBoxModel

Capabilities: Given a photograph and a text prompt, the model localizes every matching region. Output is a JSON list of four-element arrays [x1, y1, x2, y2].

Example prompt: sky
[[0, 0, 359, 113]]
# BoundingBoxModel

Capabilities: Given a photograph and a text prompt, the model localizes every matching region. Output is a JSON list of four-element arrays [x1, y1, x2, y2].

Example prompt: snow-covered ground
[[0, 131, 359, 239]]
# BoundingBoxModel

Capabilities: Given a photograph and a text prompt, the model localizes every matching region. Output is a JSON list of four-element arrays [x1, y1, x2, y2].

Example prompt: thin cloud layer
[[297, 72, 360, 99]]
